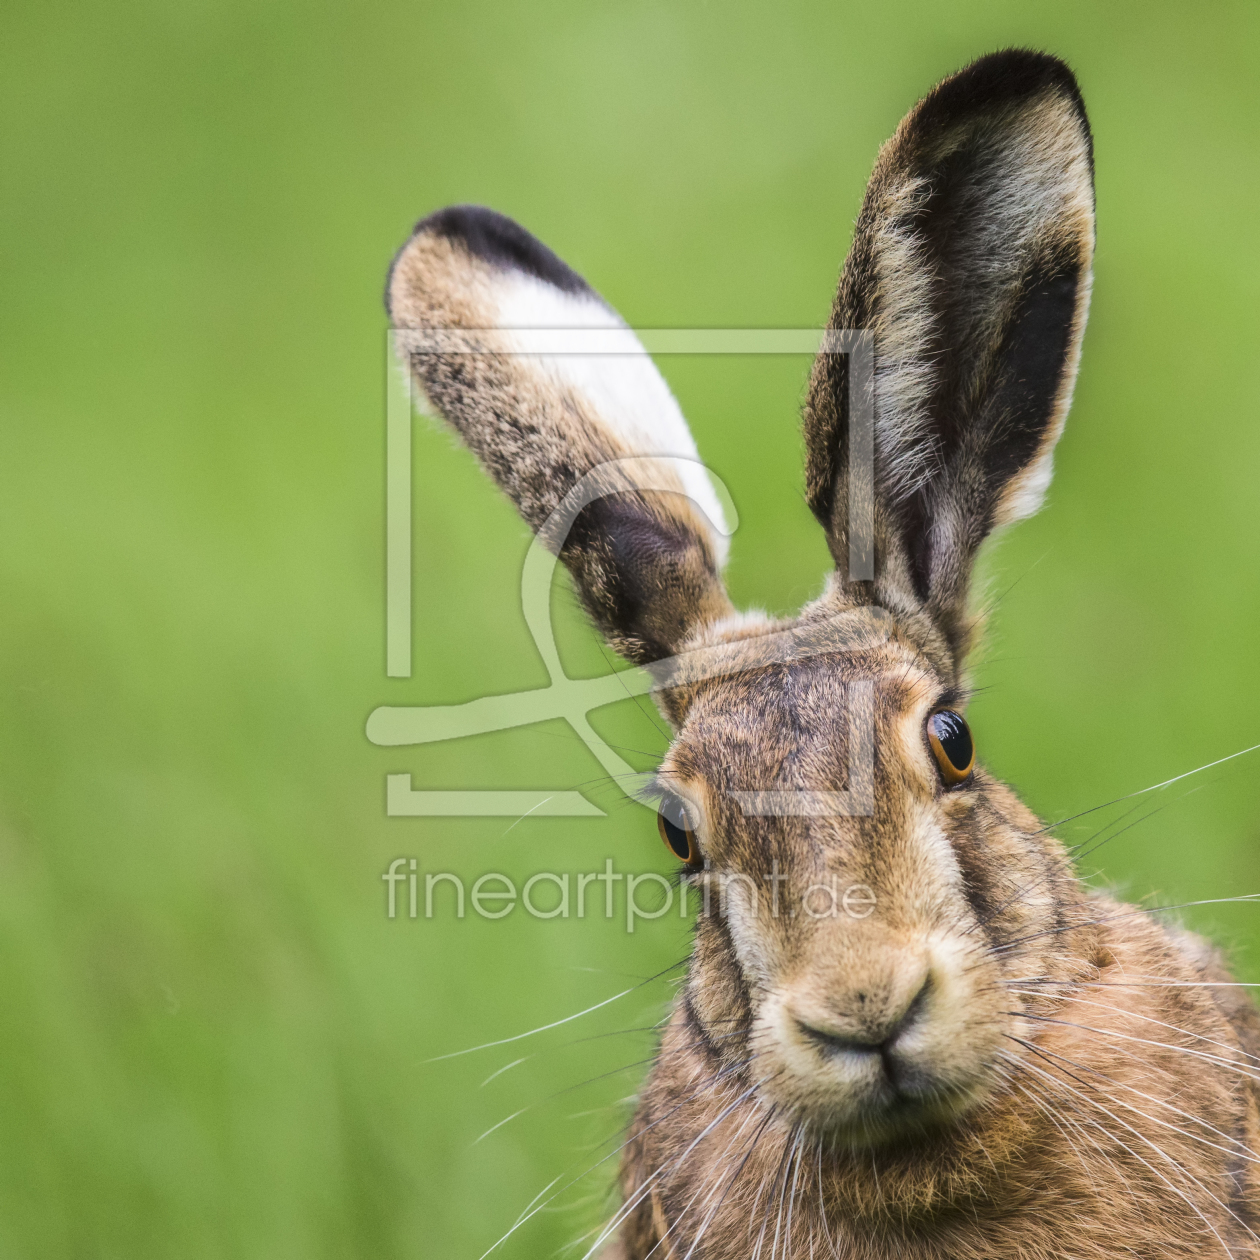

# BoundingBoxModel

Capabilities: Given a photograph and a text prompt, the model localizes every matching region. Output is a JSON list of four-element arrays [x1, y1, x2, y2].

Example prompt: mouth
[[802, 1071, 989, 1148], [762, 1020, 991, 1147], [797, 1020, 913, 1083], [840, 1082, 985, 1144]]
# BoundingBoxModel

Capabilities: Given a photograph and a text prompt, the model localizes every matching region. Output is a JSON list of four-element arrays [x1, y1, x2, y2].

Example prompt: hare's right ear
[[804, 50, 1095, 667], [387, 206, 733, 665]]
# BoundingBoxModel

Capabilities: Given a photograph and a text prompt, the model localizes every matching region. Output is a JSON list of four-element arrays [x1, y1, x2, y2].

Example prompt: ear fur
[[804, 50, 1095, 664], [387, 206, 733, 664]]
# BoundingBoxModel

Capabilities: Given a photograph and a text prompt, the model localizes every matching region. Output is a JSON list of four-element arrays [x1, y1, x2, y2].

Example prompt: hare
[[387, 49, 1260, 1260]]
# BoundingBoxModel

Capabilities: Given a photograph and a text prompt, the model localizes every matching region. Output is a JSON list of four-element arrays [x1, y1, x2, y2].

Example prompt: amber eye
[[927, 709, 975, 786], [657, 794, 701, 868]]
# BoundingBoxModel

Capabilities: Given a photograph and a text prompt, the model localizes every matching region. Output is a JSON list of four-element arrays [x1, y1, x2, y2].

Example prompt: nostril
[[795, 973, 934, 1060], [795, 1020, 882, 1058], [887, 973, 933, 1047]]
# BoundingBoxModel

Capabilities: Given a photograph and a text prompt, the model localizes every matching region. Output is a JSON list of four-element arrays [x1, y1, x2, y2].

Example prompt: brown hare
[[387, 48, 1260, 1260]]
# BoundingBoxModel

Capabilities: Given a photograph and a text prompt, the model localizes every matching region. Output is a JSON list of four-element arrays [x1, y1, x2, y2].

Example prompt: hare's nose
[[793, 972, 932, 1061]]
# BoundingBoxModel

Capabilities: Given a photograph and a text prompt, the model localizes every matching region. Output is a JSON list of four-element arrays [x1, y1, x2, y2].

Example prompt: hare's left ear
[[387, 206, 733, 665], [804, 50, 1095, 664]]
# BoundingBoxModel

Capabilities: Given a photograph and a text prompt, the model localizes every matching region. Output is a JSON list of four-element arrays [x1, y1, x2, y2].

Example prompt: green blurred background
[[2, 1, 1258, 1255]]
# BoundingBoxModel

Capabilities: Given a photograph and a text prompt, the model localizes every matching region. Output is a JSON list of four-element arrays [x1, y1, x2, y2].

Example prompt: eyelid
[[634, 775, 667, 808], [651, 779, 707, 834], [636, 773, 693, 807]]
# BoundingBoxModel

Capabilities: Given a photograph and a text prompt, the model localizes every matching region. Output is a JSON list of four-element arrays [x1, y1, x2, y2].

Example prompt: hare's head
[[389, 51, 1095, 1152]]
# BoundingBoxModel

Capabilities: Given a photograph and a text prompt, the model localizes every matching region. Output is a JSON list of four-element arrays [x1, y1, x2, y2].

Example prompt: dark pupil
[[661, 813, 690, 860], [932, 710, 973, 771]]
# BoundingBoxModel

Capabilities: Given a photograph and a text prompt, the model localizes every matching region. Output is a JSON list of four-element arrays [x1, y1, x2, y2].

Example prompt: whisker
[[1001, 1015, 1260, 1163], [1006, 977, 1260, 990], [1007, 1073, 1103, 1189], [1007, 987, 1260, 1069], [644, 1095, 766, 1260], [1024, 741, 1260, 842], [473, 1108, 529, 1145], [1010, 1037, 1252, 1255], [1003, 1061, 1142, 1204], [987, 895, 1260, 959], [478, 1052, 762, 1259], [1009, 1008, 1260, 1088], [784, 1125, 806, 1260], [480, 1057, 529, 1087], [428, 954, 690, 1062], [815, 1136, 842, 1260], [681, 1103, 779, 1260], [582, 1069, 776, 1260], [528, 1053, 772, 1259]]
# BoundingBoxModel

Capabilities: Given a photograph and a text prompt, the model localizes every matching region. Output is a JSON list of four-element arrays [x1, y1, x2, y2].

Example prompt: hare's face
[[656, 618, 1068, 1145]]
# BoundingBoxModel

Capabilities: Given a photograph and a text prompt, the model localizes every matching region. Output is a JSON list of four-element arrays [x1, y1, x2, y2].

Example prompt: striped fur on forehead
[[803, 50, 1095, 665], [387, 207, 734, 662]]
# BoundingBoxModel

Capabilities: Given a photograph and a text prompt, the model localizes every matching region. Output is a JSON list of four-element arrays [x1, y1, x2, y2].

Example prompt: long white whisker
[[784, 1127, 806, 1260], [1005, 1029, 1260, 1165], [1012, 1009, 1260, 1089], [814, 1137, 842, 1260], [1012, 1039, 1248, 1255], [480, 1057, 530, 1087], [990, 896, 1260, 958], [473, 1108, 529, 1145], [480, 1054, 759, 1258], [642, 1092, 764, 1260], [1007, 1073, 1105, 1191], [1022, 742, 1260, 844], [751, 1128, 795, 1260], [583, 1071, 774, 1260], [1007, 977, 1260, 989], [682, 1103, 778, 1260], [427, 986, 641, 1062], [1009, 986, 1260, 1069], [1135, 743, 1260, 796]]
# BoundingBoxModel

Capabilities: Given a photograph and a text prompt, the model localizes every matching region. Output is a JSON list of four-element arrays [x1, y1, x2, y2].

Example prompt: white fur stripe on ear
[[489, 271, 730, 563], [388, 208, 732, 572], [389, 209, 740, 663]]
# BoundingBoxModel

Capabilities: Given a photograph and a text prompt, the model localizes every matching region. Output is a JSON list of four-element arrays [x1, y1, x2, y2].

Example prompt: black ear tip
[[943, 48, 1084, 106], [411, 203, 513, 247], [913, 48, 1091, 158], [385, 203, 592, 308]]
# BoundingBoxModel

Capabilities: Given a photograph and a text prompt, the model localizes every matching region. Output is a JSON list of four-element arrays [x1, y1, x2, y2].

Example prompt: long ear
[[803, 50, 1095, 665], [387, 205, 733, 664]]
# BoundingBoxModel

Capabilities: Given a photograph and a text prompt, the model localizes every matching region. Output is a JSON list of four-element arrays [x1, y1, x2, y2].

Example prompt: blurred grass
[[1, 0, 1258, 1255]]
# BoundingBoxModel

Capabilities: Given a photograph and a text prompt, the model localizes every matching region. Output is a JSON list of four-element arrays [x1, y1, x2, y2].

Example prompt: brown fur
[[386, 48, 1259, 1260]]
